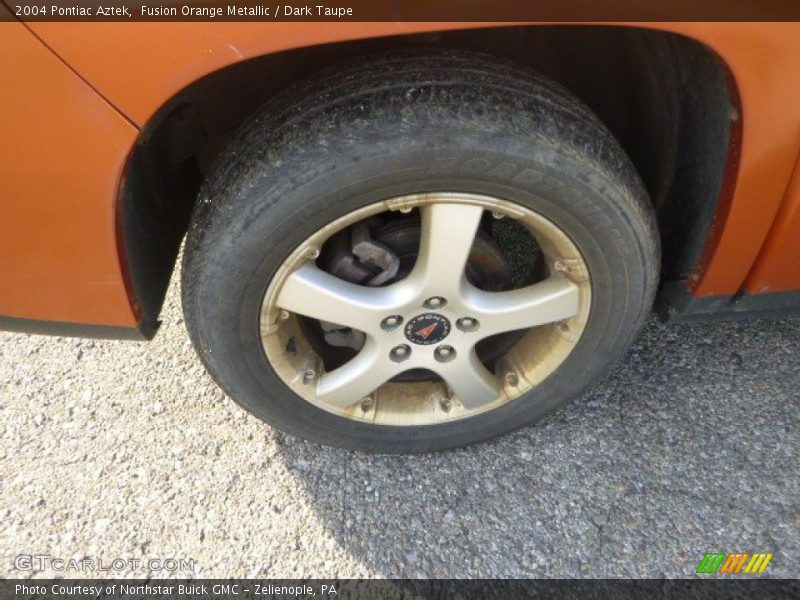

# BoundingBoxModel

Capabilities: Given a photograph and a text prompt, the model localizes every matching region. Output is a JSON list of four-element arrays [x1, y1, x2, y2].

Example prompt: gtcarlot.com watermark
[[14, 554, 195, 573]]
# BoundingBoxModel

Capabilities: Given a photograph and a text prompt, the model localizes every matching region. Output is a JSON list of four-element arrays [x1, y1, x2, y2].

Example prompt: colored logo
[[405, 313, 451, 345], [696, 552, 773, 575], [416, 324, 438, 339]]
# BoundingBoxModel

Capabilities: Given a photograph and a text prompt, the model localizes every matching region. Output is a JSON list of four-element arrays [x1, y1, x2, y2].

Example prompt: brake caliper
[[320, 221, 400, 348]]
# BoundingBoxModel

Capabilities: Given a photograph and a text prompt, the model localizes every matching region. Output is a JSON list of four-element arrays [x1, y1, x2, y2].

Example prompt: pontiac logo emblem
[[415, 324, 438, 339], [405, 313, 451, 345]]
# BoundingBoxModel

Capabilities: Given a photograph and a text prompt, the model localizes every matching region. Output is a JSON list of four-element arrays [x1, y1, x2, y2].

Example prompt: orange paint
[[0, 22, 139, 326], [744, 151, 800, 294], [3, 21, 800, 329]]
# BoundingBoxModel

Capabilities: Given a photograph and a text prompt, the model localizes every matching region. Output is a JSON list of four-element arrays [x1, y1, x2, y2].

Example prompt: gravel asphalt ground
[[1, 271, 798, 579]]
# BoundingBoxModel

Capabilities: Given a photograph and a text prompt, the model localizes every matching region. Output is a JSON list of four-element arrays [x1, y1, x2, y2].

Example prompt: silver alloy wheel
[[260, 193, 591, 426]]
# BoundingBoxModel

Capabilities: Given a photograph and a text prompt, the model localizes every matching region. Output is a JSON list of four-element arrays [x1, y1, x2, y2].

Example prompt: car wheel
[[181, 50, 659, 453]]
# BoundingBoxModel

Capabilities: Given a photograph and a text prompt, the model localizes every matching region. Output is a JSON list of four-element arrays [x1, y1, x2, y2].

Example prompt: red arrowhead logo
[[415, 323, 438, 339]]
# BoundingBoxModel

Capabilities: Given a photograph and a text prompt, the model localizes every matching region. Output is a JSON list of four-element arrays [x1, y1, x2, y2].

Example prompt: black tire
[[182, 50, 659, 453]]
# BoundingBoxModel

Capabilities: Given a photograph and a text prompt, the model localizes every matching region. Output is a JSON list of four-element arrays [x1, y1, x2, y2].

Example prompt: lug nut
[[381, 315, 403, 331], [424, 296, 447, 309], [456, 317, 479, 332], [434, 345, 456, 363], [390, 344, 411, 362]]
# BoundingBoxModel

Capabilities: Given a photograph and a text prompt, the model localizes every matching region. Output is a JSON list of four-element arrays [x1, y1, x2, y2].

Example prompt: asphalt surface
[[1, 272, 798, 579]]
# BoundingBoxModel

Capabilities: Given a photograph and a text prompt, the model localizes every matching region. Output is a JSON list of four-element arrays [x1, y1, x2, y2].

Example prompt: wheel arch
[[116, 25, 739, 331]]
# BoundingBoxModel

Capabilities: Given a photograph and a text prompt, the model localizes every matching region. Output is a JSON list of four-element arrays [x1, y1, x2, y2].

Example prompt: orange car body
[[1, 19, 799, 337]]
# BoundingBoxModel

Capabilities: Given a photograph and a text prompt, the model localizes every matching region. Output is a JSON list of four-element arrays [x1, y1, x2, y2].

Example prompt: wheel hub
[[308, 211, 513, 369]]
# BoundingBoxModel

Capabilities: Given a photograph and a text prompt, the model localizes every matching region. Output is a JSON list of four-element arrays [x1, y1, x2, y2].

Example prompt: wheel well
[[119, 25, 736, 330]]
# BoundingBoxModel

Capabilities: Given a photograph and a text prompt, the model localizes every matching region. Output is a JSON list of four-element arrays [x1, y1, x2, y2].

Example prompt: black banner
[[2, 579, 799, 600], [4, 0, 800, 22]]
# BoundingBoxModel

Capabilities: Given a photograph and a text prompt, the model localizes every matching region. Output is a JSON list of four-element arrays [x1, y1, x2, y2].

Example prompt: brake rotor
[[369, 216, 512, 291]]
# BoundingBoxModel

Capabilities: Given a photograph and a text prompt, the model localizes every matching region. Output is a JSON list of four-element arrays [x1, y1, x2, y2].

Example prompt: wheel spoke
[[316, 339, 395, 408], [277, 263, 395, 332], [466, 274, 580, 337], [409, 203, 485, 295], [437, 349, 500, 409]]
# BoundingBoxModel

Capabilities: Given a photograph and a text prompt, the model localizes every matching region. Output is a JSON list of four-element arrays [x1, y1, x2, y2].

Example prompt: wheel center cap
[[405, 313, 451, 345]]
